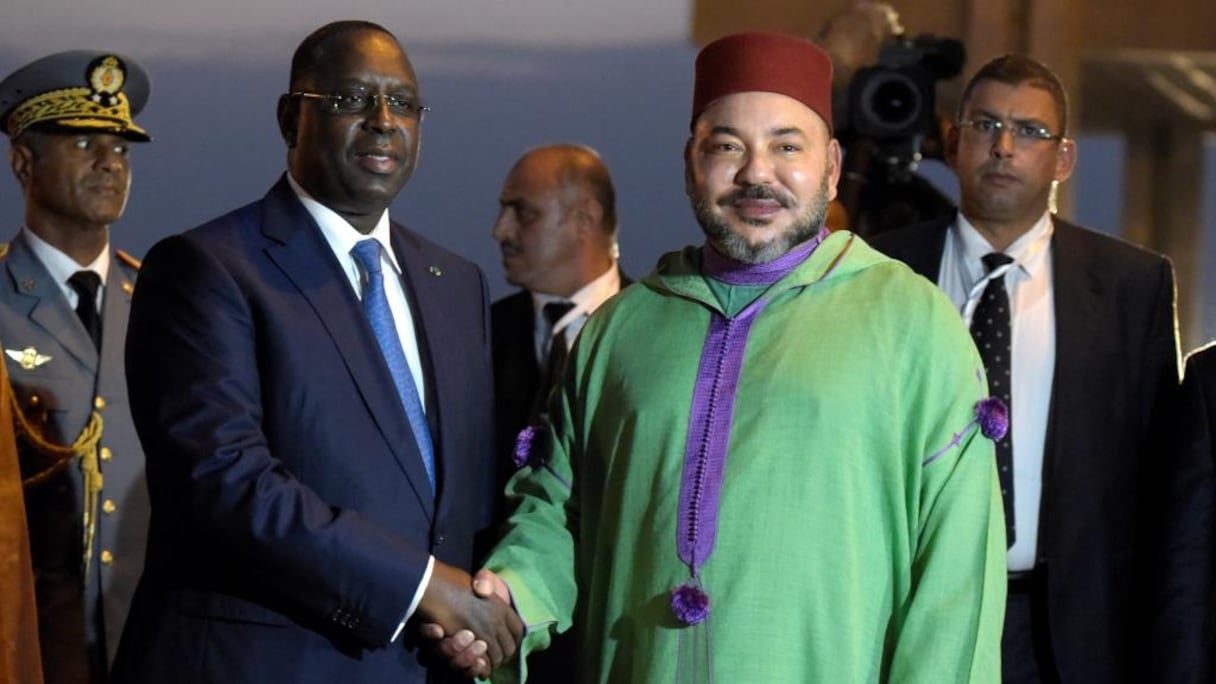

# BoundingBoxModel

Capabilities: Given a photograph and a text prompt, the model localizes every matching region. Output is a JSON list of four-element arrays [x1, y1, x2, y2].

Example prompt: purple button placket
[[670, 228, 829, 627]]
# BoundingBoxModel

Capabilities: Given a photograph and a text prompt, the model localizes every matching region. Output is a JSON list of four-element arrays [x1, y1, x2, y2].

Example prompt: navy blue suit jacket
[[112, 178, 494, 683]]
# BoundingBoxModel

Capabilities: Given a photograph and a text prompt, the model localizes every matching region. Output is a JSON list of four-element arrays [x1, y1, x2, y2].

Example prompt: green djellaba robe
[[486, 230, 1006, 683]]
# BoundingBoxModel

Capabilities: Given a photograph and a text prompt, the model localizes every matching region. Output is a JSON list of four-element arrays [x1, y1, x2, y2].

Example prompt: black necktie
[[534, 301, 576, 418], [68, 270, 103, 350], [971, 253, 1015, 547]]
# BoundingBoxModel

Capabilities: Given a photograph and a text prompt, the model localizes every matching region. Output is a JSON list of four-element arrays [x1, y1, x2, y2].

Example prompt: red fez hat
[[691, 32, 834, 134]]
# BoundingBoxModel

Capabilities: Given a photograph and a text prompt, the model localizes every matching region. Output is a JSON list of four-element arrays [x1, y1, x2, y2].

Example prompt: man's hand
[[420, 568, 516, 679], [417, 562, 522, 676]]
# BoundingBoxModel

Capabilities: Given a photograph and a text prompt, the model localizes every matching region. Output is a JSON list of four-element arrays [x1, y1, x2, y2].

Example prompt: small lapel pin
[[121, 280, 133, 295], [20, 278, 36, 293], [6, 347, 52, 370], [428, 266, 443, 277]]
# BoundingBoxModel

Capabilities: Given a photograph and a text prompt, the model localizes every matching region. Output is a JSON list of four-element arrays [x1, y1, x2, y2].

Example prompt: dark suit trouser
[[1003, 569, 1061, 684]]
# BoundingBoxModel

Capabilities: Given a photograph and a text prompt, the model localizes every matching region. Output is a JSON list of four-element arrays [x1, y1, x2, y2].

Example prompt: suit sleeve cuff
[[391, 554, 435, 642]]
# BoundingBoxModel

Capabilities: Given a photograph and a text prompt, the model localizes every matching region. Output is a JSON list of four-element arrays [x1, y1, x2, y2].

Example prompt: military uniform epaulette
[[115, 249, 141, 270]]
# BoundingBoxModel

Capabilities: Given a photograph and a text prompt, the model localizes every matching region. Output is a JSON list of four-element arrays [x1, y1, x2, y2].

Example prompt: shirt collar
[[286, 173, 400, 276], [954, 210, 1054, 281], [21, 226, 110, 290], [531, 262, 622, 327]]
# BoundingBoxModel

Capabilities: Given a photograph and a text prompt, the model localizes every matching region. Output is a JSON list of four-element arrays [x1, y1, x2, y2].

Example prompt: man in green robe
[[434, 31, 1006, 683]]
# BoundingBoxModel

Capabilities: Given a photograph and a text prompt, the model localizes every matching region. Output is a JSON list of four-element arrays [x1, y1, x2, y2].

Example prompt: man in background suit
[[487, 144, 624, 681], [0, 50, 153, 683], [490, 144, 625, 482], [873, 54, 1179, 683], [1153, 345, 1215, 682], [111, 21, 520, 682]]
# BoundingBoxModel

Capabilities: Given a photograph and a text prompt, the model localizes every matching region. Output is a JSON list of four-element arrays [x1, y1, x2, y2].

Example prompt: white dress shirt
[[23, 227, 110, 313], [531, 263, 622, 363], [286, 174, 432, 638], [938, 212, 1056, 572]]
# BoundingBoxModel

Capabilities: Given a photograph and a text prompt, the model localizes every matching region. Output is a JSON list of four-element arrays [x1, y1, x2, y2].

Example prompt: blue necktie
[[351, 240, 436, 491]]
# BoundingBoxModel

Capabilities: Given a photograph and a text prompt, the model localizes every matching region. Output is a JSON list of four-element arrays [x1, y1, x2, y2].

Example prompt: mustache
[[355, 130, 407, 155], [979, 160, 1017, 176], [84, 175, 125, 192], [718, 184, 792, 207]]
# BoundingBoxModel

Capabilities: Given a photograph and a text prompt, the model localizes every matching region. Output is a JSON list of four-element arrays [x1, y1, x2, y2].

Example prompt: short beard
[[691, 175, 831, 264]]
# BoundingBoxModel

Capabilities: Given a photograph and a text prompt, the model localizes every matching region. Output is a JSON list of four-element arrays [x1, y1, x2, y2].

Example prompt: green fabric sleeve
[[484, 375, 581, 684], [886, 295, 1007, 683]]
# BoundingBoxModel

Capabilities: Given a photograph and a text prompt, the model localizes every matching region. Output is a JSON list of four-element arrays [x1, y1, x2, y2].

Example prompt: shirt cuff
[[391, 555, 435, 642]]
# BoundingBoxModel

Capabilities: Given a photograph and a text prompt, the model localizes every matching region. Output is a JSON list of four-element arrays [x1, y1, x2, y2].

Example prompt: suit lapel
[[5, 233, 97, 371], [1040, 219, 1102, 545], [258, 179, 435, 518], [392, 228, 453, 506], [502, 292, 540, 397], [98, 258, 135, 392], [872, 216, 951, 282], [907, 218, 950, 280]]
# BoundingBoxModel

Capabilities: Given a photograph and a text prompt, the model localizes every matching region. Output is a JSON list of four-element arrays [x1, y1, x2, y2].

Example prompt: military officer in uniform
[[0, 50, 153, 683]]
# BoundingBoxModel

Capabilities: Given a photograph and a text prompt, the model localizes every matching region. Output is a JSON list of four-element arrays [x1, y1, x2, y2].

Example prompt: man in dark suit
[[490, 144, 626, 483], [1153, 345, 1215, 682], [0, 50, 154, 683], [110, 21, 520, 683], [873, 54, 1179, 683]]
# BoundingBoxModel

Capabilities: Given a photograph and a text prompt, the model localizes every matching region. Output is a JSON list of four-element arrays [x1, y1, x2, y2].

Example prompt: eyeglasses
[[290, 90, 430, 120], [956, 118, 1064, 145]]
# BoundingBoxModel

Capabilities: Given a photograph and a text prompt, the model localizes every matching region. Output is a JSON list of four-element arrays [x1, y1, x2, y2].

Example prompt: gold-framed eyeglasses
[[956, 118, 1064, 145], [290, 90, 430, 120]]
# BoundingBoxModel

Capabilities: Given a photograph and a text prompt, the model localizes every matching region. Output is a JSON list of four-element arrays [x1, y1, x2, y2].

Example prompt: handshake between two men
[[419, 562, 522, 679]]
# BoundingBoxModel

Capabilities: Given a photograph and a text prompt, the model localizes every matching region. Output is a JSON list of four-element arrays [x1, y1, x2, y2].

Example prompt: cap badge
[[87, 55, 126, 107]]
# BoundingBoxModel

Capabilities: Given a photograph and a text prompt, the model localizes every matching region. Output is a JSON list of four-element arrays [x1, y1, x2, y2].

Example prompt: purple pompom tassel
[[512, 425, 537, 468], [670, 581, 710, 625], [975, 397, 1009, 441]]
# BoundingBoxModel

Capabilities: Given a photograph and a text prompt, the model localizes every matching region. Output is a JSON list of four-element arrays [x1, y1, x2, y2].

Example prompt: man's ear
[[277, 94, 299, 148], [10, 142, 34, 188], [683, 137, 694, 196], [1054, 137, 1077, 184], [944, 124, 961, 170], [575, 197, 604, 239], [825, 138, 843, 202]]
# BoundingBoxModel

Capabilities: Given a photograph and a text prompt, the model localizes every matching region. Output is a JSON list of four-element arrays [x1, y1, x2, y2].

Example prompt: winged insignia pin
[[6, 347, 52, 370]]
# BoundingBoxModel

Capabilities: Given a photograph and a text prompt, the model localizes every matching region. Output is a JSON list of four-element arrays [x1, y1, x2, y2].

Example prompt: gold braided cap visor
[[5, 86, 149, 141]]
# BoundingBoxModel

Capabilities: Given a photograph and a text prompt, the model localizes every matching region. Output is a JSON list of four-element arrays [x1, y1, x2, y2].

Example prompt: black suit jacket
[[1153, 346, 1216, 683], [872, 215, 1180, 684], [491, 289, 540, 482], [112, 178, 495, 683], [489, 273, 632, 503]]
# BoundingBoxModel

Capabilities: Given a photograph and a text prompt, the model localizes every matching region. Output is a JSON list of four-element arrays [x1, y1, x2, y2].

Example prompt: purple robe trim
[[922, 425, 971, 467], [701, 226, 829, 285], [975, 397, 1010, 440], [922, 397, 1009, 466], [670, 233, 825, 624], [676, 300, 768, 572], [512, 425, 538, 468]]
